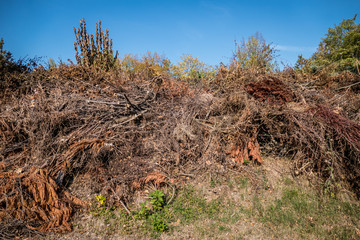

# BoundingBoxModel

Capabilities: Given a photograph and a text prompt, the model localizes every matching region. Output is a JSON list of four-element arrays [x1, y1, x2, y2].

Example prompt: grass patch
[[171, 186, 224, 223], [258, 187, 360, 239], [80, 177, 360, 239]]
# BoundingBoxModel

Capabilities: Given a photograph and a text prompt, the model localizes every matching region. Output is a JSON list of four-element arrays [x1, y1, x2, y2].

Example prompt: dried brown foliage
[[208, 67, 360, 198], [0, 168, 86, 233], [1, 57, 360, 238], [74, 19, 118, 70], [132, 171, 167, 189], [0, 63, 201, 237], [312, 105, 360, 151], [228, 137, 263, 164], [246, 76, 295, 104]]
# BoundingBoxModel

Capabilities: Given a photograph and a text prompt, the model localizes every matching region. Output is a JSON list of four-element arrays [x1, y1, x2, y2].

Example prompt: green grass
[[171, 186, 224, 222], [257, 187, 360, 239], [75, 175, 360, 239]]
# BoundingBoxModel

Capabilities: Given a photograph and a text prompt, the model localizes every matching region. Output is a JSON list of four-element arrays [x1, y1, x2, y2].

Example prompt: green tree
[[171, 54, 215, 84], [119, 51, 171, 81], [232, 33, 278, 72], [309, 15, 360, 73]]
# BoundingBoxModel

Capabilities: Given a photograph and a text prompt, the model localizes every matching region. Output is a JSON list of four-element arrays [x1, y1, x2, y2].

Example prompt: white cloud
[[275, 45, 317, 52]]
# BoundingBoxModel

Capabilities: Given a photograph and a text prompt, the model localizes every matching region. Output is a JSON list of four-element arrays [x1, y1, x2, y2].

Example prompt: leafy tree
[[232, 33, 278, 72], [142, 51, 171, 78], [302, 15, 360, 73], [171, 54, 215, 84], [119, 51, 171, 80]]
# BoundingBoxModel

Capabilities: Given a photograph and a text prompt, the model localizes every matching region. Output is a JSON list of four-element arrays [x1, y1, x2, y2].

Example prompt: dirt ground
[[34, 157, 359, 240]]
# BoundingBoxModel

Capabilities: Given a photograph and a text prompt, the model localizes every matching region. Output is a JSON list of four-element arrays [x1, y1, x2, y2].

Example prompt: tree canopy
[[233, 33, 278, 72], [299, 15, 360, 74]]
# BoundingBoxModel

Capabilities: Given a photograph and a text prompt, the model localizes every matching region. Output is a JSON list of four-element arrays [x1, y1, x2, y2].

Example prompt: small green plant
[[149, 190, 166, 211], [210, 178, 216, 188], [150, 213, 169, 232], [323, 166, 340, 198], [133, 190, 169, 233], [96, 194, 106, 206], [243, 159, 250, 165], [90, 194, 116, 219], [134, 202, 150, 220]]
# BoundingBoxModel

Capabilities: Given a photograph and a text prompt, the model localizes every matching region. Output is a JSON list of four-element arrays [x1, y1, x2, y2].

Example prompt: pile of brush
[[1, 62, 360, 238]]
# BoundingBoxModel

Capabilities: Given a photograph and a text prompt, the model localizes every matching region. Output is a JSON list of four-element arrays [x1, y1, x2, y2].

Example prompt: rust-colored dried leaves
[[0, 168, 87, 233], [246, 77, 294, 104]]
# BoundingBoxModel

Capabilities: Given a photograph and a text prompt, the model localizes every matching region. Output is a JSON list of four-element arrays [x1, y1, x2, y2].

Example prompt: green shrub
[[134, 202, 150, 220], [232, 32, 278, 72], [149, 190, 166, 211], [171, 54, 215, 84], [150, 213, 168, 232], [133, 190, 169, 233], [120, 51, 171, 80]]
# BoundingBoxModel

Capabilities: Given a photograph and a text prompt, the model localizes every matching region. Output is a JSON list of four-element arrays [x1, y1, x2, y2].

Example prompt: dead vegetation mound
[[1, 64, 360, 238]]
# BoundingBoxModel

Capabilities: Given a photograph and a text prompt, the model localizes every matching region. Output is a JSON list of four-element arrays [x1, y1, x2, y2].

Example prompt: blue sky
[[0, 0, 359, 67]]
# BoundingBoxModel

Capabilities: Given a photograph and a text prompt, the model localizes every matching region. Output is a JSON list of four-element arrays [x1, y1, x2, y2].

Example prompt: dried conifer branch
[[73, 18, 119, 70]]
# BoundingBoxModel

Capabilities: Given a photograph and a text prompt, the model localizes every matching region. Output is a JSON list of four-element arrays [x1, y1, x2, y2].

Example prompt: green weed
[[149, 213, 169, 232], [149, 190, 166, 211]]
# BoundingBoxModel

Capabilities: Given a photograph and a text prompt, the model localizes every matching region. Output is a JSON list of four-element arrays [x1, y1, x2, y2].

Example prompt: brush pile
[[1, 62, 360, 237]]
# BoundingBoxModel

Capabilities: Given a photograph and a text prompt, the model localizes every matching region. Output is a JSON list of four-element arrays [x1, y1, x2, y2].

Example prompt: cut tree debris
[[1, 64, 360, 238]]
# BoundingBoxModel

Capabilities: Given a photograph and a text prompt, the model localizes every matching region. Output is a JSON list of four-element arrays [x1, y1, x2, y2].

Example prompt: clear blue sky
[[0, 0, 359, 67]]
